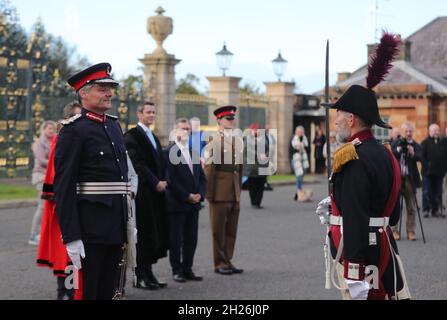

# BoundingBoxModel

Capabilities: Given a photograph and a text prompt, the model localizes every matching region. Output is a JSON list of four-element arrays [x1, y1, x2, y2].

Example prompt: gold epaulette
[[383, 142, 391, 151], [332, 138, 361, 173], [60, 114, 82, 126]]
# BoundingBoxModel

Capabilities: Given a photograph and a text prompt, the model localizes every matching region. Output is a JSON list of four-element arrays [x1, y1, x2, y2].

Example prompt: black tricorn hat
[[322, 32, 401, 130], [325, 85, 391, 129], [67, 62, 119, 92]]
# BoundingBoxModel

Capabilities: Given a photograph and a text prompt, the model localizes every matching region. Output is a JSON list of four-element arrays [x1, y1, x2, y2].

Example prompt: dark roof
[[406, 16, 447, 82], [317, 17, 447, 95]]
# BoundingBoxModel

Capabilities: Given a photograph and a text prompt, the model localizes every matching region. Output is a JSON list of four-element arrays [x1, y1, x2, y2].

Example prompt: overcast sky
[[12, 0, 447, 93]]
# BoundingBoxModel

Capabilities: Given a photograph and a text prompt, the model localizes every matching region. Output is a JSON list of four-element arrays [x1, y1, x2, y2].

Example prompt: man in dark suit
[[391, 122, 422, 241], [54, 63, 128, 300], [124, 101, 169, 290], [165, 118, 207, 282]]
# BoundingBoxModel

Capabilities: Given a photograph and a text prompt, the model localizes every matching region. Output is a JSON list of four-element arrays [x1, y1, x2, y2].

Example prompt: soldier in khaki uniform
[[204, 106, 244, 275]]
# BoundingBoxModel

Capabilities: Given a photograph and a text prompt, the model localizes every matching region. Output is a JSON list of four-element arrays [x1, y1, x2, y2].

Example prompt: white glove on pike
[[66, 240, 85, 270], [315, 196, 332, 225], [345, 279, 370, 300]]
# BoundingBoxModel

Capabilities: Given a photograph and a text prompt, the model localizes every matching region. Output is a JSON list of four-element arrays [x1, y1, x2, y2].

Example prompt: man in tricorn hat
[[316, 33, 411, 300], [54, 63, 129, 300], [204, 105, 244, 275]]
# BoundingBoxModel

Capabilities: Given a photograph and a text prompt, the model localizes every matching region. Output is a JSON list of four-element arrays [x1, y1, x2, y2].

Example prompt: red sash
[[329, 130, 401, 299]]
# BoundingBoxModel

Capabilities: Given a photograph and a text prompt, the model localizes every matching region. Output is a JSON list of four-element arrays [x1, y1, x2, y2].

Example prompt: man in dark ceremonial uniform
[[54, 63, 128, 300], [316, 33, 411, 300]]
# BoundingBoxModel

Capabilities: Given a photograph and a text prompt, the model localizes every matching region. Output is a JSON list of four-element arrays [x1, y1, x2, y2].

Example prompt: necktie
[[182, 146, 194, 174], [146, 129, 157, 150]]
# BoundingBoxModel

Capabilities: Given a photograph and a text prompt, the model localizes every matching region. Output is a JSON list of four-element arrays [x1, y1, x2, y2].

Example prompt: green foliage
[[0, 0, 90, 95], [239, 82, 262, 95], [176, 73, 202, 95], [0, 0, 28, 57], [0, 184, 37, 200]]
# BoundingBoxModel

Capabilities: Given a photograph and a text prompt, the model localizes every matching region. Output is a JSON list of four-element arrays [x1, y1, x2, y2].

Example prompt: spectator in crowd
[[36, 101, 81, 300], [124, 101, 169, 290], [290, 126, 312, 202], [264, 124, 276, 190], [29, 120, 57, 245], [322, 131, 341, 170], [421, 123, 446, 218], [165, 118, 207, 282], [313, 126, 326, 174], [391, 122, 422, 240], [189, 117, 207, 167], [443, 127, 447, 215], [243, 123, 269, 209], [389, 127, 401, 144]]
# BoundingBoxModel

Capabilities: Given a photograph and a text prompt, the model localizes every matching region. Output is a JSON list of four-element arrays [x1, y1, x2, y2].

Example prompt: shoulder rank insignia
[[106, 113, 118, 120], [60, 113, 82, 126], [332, 139, 361, 173]]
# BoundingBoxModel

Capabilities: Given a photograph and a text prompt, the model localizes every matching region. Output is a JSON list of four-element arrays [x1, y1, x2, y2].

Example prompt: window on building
[[372, 116, 390, 143]]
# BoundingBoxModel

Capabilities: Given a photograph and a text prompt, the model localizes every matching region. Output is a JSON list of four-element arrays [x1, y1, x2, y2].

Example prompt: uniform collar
[[82, 108, 106, 123], [348, 129, 374, 143]]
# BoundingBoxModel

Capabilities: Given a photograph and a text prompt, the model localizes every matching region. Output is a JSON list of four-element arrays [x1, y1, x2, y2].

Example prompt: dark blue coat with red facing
[[54, 108, 128, 246], [329, 130, 410, 300]]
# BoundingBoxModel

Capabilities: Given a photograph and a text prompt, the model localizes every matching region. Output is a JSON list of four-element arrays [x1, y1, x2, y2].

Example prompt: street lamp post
[[272, 51, 288, 82], [215, 42, 233, 76]]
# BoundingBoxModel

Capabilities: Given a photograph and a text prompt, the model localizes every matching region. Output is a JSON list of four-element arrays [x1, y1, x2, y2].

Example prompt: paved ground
[[0, 175, 446, 300]]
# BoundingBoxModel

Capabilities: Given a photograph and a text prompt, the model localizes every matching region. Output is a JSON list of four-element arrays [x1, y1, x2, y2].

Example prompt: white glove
[[345, 279, 370, 300], [66, 240, 85, 270], [315, 196, 332, 225]]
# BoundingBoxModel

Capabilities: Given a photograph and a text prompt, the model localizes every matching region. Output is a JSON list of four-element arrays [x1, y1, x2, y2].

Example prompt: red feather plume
[[366, 32, 401, 90]]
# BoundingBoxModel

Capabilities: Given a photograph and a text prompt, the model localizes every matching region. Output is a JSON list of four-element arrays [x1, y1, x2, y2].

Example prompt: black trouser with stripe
[[81, 243, 122, 300]]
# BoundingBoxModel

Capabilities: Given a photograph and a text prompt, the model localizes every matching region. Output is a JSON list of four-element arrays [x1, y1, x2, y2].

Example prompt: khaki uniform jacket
[[204, 132, 243, 203]]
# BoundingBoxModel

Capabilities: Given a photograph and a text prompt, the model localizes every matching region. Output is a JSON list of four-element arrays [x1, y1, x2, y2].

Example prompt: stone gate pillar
[[139, 6, 180, 146], [206, 76, 241, 126], [264, 81, 296, 174]]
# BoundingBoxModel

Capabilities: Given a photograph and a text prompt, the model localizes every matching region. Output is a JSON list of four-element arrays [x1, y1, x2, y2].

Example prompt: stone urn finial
[[147, 6, 173, 56]]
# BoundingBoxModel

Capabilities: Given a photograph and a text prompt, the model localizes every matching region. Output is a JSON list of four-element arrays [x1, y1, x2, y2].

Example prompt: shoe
[[230, 266, 244, 274], [56, 290, 74, 300], [28, 235, 39, 246], [148, 272, 168, 288], [393, 231, 400, 241], [184, 271, 203, 281], [293, 193, 298, 201], [173, 274, 186, 283], [407, 232, 417, 241], [423, 211, 430, 218], [252, 204, 264, 209], [214, 267, 233, 275], [133, 276, 159, 290]]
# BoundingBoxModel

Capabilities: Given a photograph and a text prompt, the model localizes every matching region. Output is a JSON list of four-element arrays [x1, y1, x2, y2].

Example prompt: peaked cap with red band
[[214, 105, 237, 119], [67, 62, 119, 92]]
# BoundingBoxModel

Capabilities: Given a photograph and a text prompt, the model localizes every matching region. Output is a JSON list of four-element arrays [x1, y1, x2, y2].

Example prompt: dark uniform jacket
[[124, 125, 169, 263], [164, 143, 207, 213], [330, 130, 404, 295], [54, 108, 128, 245], [243, 133, 270, 177], [391, 139, 422, 190]]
